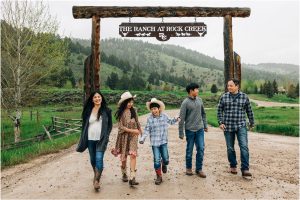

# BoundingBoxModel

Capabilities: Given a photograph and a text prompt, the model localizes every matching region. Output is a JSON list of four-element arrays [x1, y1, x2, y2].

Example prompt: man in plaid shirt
[[217, 78, 254, 177], [139, 98, 179, 185]]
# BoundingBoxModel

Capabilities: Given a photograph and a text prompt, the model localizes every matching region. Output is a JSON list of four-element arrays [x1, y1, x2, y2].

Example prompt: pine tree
[[266, 81, 274, 98], [210, 84, 218, 93], [272, 80, 278, 94]]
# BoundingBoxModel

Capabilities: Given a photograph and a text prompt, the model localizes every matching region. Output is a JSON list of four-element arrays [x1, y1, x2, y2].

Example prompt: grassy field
[[206, 105, 299, 137], [248, 94, 299, 104]]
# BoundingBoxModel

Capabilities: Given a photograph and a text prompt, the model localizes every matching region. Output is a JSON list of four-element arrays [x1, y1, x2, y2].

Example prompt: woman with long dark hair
[[111, 91, 142, 186], [77, 91, 112, 190]]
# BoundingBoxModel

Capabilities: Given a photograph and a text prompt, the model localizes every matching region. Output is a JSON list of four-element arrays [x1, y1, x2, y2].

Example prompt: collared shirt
[[140, 113, 177, 146], [217, 91, 255, 132], [178, 96, 207, 137]]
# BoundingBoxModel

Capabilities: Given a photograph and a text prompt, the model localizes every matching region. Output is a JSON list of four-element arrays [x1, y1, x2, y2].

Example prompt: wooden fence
[[2, 117, 82, 150]]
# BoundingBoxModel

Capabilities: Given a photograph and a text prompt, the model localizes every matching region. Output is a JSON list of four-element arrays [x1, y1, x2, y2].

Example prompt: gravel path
[[1, 110, 299, 199]]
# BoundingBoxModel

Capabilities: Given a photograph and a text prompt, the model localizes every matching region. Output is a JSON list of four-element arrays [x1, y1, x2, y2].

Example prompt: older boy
[[179, 83, 208, 178], [139, 98, 179, 185]]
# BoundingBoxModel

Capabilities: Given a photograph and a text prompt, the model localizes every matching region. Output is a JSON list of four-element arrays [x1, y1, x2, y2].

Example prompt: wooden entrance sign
[[72, 6, 250, 98], [119, 22, 207, 41]]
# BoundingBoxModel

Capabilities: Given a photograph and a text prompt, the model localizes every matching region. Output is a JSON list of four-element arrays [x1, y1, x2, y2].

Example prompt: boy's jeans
[[224, 126, 249, 171], [152, 143, 169, 170], [185, 129, 205, 172], [88, 140, 105, 171]]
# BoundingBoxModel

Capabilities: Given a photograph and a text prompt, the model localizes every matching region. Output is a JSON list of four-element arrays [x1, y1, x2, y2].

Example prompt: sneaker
[[242, 170, 252, 177], [162, 165, 167, 173], [186, 168, 193, 176], [196, 170, 206, 178], [230, 167, 238, 174]]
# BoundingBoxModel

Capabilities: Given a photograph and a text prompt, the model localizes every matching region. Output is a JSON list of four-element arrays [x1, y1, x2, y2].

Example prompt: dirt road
[[250, 99, 299, 107], [1, 110, 299, 199]]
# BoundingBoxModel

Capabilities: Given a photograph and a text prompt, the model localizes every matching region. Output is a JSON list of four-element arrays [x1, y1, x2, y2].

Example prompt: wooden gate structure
[[72, 6, 250, 98]]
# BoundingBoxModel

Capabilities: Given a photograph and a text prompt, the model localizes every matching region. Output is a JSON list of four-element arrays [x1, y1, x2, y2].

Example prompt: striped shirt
[[217, 91, 255, 132], [140, 113, 177, 146], [178, 96, 207, 138]]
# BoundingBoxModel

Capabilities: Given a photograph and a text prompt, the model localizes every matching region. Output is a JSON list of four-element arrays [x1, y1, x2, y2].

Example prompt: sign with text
[[119, 22, 207, 41]]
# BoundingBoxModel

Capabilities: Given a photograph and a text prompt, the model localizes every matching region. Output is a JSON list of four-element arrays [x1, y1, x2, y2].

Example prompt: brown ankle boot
[[94, 168, 102, 190], [129, 169, 139, 186], [121, 166, 128, 182]]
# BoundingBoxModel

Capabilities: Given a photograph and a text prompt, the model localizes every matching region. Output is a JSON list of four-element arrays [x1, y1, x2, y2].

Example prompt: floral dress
[[112, 109, 141, 161]]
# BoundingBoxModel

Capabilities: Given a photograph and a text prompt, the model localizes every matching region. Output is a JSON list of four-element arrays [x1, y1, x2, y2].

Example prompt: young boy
[[139, 98, 179, 185]]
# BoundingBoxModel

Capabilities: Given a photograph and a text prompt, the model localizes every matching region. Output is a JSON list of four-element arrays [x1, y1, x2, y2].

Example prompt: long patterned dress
[[112, 109, 141, 161]]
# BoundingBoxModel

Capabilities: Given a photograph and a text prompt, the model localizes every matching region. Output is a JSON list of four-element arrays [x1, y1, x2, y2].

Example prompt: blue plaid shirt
[[217, 91, 254, 132], [140, 113, 177, 146]]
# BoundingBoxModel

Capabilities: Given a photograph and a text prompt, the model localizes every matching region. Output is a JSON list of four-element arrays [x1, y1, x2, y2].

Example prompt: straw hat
[[118, 91, 136, 106], [146, 98, 165, 111]]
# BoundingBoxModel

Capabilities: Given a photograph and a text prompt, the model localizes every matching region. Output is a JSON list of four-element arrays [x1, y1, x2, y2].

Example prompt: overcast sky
[[48, 0, 299, 65]]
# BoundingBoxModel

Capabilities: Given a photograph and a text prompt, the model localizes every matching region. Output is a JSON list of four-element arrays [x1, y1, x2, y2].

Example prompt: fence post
[[37, 110, 39, 123]]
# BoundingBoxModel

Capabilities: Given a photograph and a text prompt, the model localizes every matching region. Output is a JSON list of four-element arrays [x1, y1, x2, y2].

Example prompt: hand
[[204, 128, 208, 132], [176, 116, 181, 122], [248, 124, 254, 131], [179, 135, 184, 140], [139, 141, 144, 144], [219, 124, 226, 131]]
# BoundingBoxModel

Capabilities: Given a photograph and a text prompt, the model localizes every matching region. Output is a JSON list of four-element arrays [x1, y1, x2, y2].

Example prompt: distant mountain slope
[[71, 38, 299, 88]]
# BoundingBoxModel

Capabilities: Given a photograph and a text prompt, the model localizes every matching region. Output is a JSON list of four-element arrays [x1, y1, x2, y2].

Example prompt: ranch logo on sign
[[119, 22, 207, 41]]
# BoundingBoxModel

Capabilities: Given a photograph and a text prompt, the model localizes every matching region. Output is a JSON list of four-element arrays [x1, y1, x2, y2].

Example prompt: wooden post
[[43, 125, 52, 141], [30, 110, 32, 121], [234, 52, 242, 85], [223, 15, 234, 91], [84, 16, 100, 102]]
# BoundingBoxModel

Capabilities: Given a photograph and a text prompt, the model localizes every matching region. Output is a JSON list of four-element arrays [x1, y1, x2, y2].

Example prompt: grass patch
[[1, 133, 80, 168], [249, 94, 299, 104], [205, 106, 299, 137]]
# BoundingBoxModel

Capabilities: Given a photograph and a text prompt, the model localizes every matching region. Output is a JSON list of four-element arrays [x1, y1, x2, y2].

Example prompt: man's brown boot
[[242, 170, 252, 177], [230, 167, 238, 174], [186, 168, 193, 176], [196, 170, 206, 178]]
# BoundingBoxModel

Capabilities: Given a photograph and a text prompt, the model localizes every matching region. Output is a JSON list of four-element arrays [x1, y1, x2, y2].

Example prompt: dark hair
[[228, 78, 240, 87], [82, 91, 108, 121], [115, 98, 137, 121], [186, 83, 199, 93], [150, 103, 160, 109]]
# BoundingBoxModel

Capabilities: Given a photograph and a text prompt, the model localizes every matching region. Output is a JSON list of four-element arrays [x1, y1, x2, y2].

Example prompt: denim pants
[[185, 129, 205, 172], [87, 140, 105, 171], [152, 143, 169, 170], [224, 126, 249, 171]]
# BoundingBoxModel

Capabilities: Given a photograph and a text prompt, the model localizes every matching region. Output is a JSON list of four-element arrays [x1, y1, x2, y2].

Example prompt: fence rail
[[2, 117, 82, 150]]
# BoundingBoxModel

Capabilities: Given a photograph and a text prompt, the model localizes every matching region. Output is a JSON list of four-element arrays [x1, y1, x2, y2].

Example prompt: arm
[[139, 118, 151, 144], [178, 101, 187, 139], [217, 95, 226, 131], [107, 109, 113, 136], [201, 101, 208, 130], [245, 96, 255, 127], [165, 114, 177, 125], [217, 96, 224, 125]]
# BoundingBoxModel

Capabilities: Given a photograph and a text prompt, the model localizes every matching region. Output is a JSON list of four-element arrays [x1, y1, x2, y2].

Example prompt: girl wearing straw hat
[[111, 91, 142, 186], [139, 98, 179, 185]]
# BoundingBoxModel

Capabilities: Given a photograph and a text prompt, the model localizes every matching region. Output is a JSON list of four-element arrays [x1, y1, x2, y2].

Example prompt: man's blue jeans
[[152, 143, 169, 170], [88, 140, 104, 171], [224, 126, 249, 171], [185, 129, 205, 172]]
